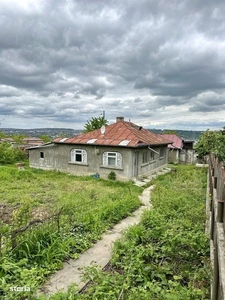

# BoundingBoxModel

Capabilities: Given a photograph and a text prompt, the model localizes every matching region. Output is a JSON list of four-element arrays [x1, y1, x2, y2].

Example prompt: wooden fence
[[209, 153, 225, 300]]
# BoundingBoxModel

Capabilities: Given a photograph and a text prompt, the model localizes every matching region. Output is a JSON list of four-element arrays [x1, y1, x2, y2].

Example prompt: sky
[[0, 0, 225, 131]]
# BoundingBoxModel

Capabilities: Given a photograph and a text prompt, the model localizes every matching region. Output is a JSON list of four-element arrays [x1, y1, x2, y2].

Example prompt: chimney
[[116, 116, 124, 122]]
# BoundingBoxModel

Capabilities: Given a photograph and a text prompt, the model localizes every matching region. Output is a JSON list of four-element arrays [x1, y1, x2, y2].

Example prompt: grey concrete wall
[[168, 149, 179, 163], [138, 146, 168, 177], [29, 144, 168, 180], [29, 144, 134, 180], [180, 149, 198, 164]]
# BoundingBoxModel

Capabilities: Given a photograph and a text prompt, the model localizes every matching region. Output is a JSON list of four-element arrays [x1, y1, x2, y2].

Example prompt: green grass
[[0, 166, 142, 300], [52, 164, 210, 300]]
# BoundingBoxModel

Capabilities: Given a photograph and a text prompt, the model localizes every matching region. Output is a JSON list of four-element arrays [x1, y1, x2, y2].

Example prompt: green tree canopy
[[0, 142, 26, 164], [0, 131, 6, 138], [195, 129, 225, 161], [38, 135, 51, 143], [84, 116, 108, 133], [11, 134, 28, 144]]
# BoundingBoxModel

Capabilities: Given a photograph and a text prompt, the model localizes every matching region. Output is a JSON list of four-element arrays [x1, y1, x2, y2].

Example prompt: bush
[[108, 171, 116, 180], [0, 142, 26, 164]]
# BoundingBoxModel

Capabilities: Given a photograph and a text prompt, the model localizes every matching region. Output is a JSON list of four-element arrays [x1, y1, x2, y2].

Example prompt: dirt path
[[38, 169, 170, 297]]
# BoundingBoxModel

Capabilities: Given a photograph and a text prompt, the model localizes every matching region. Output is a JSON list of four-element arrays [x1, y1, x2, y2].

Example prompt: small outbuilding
[[162, 134, 197, 164]]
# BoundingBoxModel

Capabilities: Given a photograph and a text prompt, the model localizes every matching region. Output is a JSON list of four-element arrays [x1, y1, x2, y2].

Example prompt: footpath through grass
[[53, 165, 210, 300], [0, 166, 142, 300]]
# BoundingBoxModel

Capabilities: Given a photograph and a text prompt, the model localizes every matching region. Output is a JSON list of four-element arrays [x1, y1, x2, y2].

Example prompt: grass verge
[[0, 166, 142, 300], [53, 165, 210, 300]]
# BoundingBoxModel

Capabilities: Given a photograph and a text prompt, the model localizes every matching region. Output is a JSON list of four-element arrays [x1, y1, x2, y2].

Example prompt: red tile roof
[[0, 137, 14, 142], [162, 134, 183, 149], [53, 121, 172, 147]]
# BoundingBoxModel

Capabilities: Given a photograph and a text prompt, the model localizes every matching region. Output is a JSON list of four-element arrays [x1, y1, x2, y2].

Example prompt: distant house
[[0, 137, 44, 155], [28, 117, 171, 181], [0, 137, 15, 143], [162, 134, 197, 164], [22, 137, 44, 147]]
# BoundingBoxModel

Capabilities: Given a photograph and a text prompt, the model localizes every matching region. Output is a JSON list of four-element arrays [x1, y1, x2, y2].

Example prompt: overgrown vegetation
[[51, 165, 210, 299], [0, 166, 142, 299], [0, 142, 27, 164], [195, 128, 225, 161]]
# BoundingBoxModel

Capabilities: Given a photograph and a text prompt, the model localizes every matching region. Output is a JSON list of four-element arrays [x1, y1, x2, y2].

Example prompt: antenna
[[100, 125, 106, 134]]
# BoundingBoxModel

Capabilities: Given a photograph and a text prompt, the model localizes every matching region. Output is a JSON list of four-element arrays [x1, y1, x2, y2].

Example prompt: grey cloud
[[0, 0, 225, 129], [189, 92, 225, 112]]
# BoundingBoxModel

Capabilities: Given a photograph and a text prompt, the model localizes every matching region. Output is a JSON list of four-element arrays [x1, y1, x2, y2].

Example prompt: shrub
[[108, 171, 116, 180], [0, 142, 26, 164]]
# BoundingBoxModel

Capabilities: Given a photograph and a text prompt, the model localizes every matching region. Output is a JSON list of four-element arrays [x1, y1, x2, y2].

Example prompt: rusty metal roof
[[53, 121, 172, 147], [162, 134, 183, 149]]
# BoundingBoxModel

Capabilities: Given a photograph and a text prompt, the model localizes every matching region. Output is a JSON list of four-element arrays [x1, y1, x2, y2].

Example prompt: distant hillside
[[1, 128, 82, 138], [1, 127, 203, 141], [148, 129, 203, 141]]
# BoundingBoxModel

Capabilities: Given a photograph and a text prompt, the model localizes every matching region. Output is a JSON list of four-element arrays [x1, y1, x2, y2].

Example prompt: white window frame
[[103, 152, 122, 167], [71, 149, 87, 163]]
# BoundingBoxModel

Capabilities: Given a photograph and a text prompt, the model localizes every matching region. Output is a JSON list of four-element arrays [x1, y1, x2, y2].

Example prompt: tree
[[0, 142, 26, 164], [84, 116, 108, 133], [11, 134, 27, 144], [38, 135, 51, 143], [0, 131, 6, 138], [195, 129, 225, 161]]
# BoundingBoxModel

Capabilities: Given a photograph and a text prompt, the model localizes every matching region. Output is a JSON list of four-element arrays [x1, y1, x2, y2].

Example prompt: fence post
[[211, 203, 215, 240], [217, 199, 224, 223], [212, 231, 219, 300]]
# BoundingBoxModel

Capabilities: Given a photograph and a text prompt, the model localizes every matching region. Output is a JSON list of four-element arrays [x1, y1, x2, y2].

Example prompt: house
[[0, 137, 44, 149], [0, 137, 15, 143], [22, 137, 44, 147], [162, 134, 197, 164], [28, 117, 171, 181]]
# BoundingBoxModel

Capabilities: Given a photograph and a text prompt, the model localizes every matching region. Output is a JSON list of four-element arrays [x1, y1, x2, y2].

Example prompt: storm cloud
[[0, 0, 225, 130]]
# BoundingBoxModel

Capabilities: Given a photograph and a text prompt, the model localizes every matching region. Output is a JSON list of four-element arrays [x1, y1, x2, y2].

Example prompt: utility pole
[[102, 111, 105, 120]]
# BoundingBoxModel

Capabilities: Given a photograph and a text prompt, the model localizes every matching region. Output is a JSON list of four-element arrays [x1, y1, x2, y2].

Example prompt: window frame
[[70, 149, 87, 164], [102, 151, 122, 168], [142, 151, 148, 164], [150, 151, 155, 161], [159, 147, 165, 159]]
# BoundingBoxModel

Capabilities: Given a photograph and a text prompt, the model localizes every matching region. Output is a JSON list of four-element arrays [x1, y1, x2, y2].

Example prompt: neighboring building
[[22, 137, 44, 147], [28, 117, 171, 181], [0, 137, 15, 143], [0, 137, 44, 147], [162, 134, 197, 164]]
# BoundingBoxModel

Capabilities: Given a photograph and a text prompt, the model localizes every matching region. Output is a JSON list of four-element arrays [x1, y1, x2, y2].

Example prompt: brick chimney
[[116, 116, 124, 122]]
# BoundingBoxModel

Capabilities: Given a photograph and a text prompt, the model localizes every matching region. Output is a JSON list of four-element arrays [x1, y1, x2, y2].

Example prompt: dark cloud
[[0, 0, 225, 130], [189, 92, 225, 112]]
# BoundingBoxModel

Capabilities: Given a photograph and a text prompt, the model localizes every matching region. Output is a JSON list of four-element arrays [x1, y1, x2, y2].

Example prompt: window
[[159, 148, 165, 158], [103, 152, 122, 167], [142, 151, 148, 164], [71, 149, 87, 163], [150, 151, 155, 161], [40, 151, 44, 158]]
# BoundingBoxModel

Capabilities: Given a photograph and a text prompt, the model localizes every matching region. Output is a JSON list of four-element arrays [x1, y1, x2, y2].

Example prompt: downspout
[[148, 146, 159, 155]]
